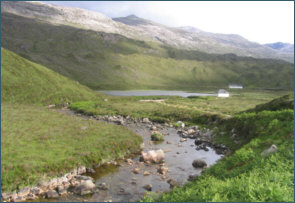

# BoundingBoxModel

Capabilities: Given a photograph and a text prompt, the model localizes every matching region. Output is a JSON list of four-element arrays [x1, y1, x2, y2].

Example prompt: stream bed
[[35, 110, 223, 202]]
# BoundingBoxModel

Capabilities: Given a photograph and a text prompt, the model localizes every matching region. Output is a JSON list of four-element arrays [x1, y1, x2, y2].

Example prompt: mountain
[[1, 48, 98, 104], [264, 42, 294, 54], [113, 15, 294, 63], [1, 1, 294, 90], [2, 1, 293, 62]]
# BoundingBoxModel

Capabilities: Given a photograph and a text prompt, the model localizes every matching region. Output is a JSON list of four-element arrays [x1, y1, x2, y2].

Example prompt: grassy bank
[[1, 103, 142, 192], [71, 93, 294, 202], [1, 48, 99, 105], [1, 49, 143, 192], [143, 108, 294, 202], [70, 90, 291, 123]]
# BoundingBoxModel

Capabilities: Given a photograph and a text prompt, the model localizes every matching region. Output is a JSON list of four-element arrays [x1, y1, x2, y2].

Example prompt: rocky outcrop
[[1, 166, 97, 202]]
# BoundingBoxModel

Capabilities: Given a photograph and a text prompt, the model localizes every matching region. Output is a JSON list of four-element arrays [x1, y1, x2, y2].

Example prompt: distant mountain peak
[[126, 14, 139, 18], [264, 42, 294, 54]]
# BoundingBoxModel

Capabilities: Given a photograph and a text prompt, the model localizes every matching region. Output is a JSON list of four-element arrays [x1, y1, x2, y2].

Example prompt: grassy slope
[[1, 49, 143, 192], [1, 103, 142, 192], [2, 13, 294, 90], [71, 95, 294, 202], [143, 97, 294, 202], [1, 48, 98, 105], [247, 93, 294, 112], [70, 90, 291, 124]]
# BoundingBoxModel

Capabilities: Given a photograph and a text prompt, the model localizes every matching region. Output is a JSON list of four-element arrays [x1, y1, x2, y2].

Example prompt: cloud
[[45, 1, 294, 44]]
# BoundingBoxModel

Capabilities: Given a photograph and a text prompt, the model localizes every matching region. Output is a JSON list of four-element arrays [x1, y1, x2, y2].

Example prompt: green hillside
[[143, 97, 294, 202], [1, 48, 142, 192], [2, 13, 294, 90], [247, 94, 294, 112], [1, 48, 98, 105]]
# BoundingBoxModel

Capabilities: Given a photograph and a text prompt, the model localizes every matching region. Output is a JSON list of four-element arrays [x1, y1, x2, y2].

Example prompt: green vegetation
[[1, 103, 142, 192], [1, 13, 293, 201], [1, 49, 142, 192], [71, 95, 294, 202], [1, 48, 98, 105], [70, 90, 292, 123], [247, 94, 294, 113], [143, 97, 294, 202], [2, 13, 294, 90], [151, 132, 164, 141]]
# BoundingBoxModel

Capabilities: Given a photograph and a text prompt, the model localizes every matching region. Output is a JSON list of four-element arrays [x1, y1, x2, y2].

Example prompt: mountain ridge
[[1, 12, 293, 90], [2, 1, 293, 62], [264, 42, 294, 54]]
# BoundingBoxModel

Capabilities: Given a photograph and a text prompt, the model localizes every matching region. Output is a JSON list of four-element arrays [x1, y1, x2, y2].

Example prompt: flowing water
[[36, 110, 222, 202]]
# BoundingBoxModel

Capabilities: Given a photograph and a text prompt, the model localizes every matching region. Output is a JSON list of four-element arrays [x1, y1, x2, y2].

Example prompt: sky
[[45, 1, 294, 44]]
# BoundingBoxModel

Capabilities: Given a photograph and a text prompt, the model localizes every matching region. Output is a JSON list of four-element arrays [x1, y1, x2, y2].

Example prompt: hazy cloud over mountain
[[45, 1, 294, 44]]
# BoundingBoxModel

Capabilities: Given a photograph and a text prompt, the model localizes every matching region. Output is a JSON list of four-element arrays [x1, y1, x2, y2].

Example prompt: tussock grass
[[1, 103, 142, 192]]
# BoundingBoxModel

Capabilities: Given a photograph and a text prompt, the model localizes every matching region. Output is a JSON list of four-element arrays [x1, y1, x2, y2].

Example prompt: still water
[[101, 90, 216, 97]]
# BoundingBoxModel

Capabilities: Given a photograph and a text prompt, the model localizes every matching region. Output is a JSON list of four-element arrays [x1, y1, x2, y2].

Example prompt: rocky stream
[[2, 108, 228, 202]]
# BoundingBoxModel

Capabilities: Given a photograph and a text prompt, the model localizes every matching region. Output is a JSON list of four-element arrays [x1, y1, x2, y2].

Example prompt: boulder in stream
[[192, 159, 207, 168], [74, 180, 95, 196], [140, 149, 165, 164], [143, 184, 152, 191]]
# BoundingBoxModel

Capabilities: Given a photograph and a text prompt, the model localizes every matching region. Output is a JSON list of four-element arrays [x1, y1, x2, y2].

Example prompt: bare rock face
[[140, 149, 165, 164], [192, 159, 207, 168]]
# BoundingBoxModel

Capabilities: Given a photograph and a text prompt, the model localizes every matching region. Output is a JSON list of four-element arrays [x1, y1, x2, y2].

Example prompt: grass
[[246, 93, 294, 112], [1, 103, 143, 192], [143, 108, 294, 202], [151, 132, 164, 141], [1, 23, 293, 201], [1, 48, 99, 105], [1, 49, 143, 193], [71, 94, 294, 202], [2, 13, 294, 90], [70, 90, 292, 124]]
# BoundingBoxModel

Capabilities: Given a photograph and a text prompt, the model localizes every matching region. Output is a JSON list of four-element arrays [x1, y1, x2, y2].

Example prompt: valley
[[1, 1, 294, 202]]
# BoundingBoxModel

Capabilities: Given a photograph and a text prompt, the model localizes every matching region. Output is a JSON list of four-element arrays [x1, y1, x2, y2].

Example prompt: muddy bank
[[2, 109, 226, 202]]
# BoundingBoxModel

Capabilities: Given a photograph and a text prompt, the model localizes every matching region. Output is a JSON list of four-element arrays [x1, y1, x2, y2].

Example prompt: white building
[[229, 84, 243, 89], [217, 89, 229, 97]]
